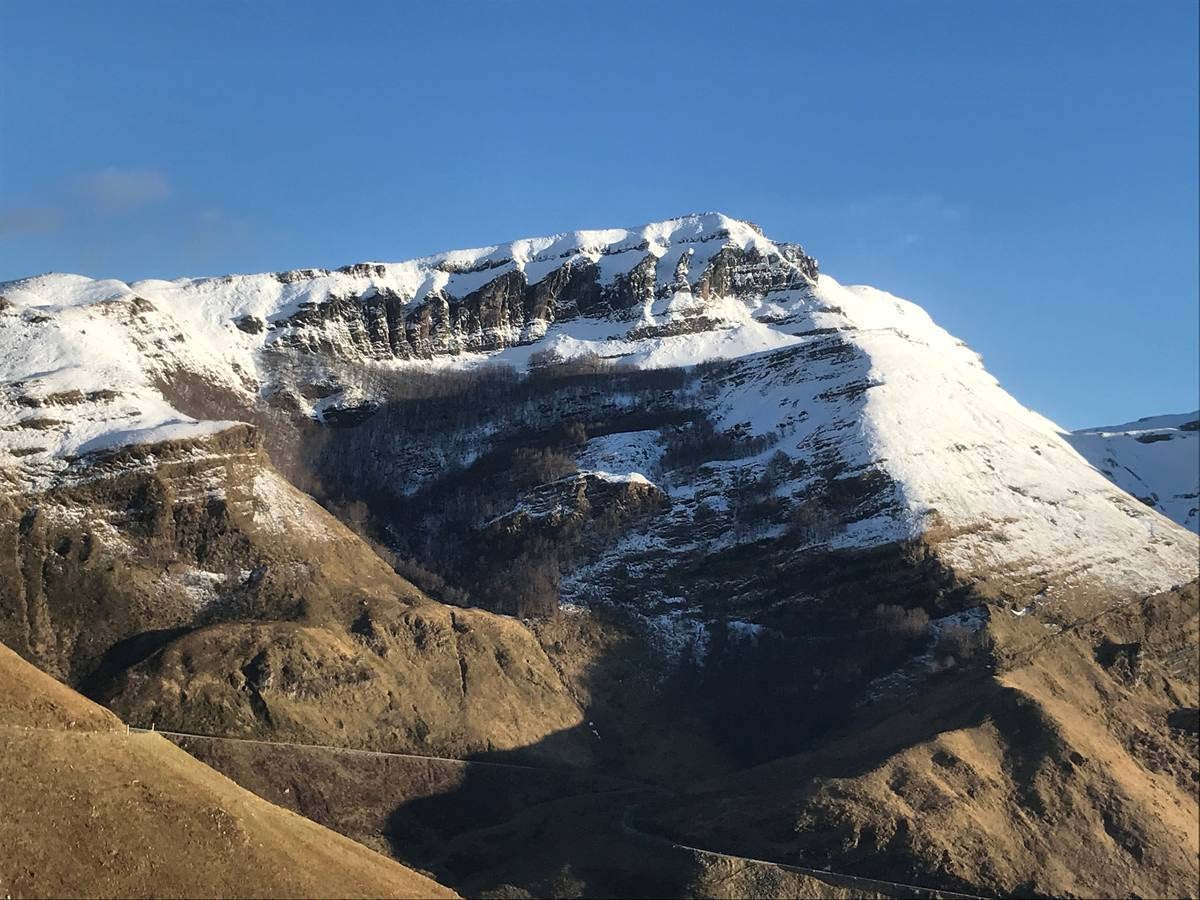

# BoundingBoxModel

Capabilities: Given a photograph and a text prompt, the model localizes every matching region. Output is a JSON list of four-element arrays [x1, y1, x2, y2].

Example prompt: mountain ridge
[[3, 213, 1195, 600], [1068, 410, 1199, 533]]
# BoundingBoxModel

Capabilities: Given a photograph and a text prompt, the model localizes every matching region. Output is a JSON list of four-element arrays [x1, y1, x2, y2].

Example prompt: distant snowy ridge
[[1066, 412, 1199, 532], [1, 212, 1196, 600]]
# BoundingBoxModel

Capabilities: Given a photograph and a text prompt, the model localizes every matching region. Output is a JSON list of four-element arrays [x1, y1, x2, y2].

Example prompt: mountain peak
[[1, 215, 1195, 603]]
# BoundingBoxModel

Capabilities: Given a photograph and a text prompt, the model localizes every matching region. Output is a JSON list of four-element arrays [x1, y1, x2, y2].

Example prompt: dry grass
[[648, 583, 1200, 898], [0, 642, 455, 899]]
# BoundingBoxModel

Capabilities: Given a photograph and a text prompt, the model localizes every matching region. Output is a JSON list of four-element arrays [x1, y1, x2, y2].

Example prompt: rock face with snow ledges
[[1, 212, 1196, 617]]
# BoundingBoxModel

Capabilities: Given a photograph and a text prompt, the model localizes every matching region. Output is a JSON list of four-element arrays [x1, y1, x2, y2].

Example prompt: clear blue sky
[[1, 0, 1196, 428]]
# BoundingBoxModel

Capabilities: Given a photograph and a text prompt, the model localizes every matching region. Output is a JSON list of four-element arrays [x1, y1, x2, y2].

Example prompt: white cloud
[[76, 167, 171, 212], [0, 206, 62, 237]]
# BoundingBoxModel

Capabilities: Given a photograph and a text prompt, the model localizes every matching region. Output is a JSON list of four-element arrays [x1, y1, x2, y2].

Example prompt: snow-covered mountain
[[1067, 412, 1199, 533], [4, 212, 1197, 900], [0, 214, 810, 465], [2, 212, 1196, 619]]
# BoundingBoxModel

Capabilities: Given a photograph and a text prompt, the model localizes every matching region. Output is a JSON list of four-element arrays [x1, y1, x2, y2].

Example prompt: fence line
[[128, 726, 616, 777]]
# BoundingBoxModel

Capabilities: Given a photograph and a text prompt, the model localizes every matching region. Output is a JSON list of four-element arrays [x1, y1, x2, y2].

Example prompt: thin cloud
[[827, 193, 966, 252], [842, 193, 967, 224], [0, 206, 62, 238], [76, 167, 171, 212], [181, 207, 260, 273]]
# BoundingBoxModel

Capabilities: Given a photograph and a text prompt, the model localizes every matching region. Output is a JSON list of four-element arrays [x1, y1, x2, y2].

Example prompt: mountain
[[0, 420, 592, 763], [3, 212, 1192, 601], [1067, 411, 1199, 532], [1, 212, 1197, 896], [0, 638, 454, 898]]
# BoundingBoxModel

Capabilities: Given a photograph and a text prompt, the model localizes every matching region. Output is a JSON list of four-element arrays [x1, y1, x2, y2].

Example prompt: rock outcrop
[[0, 425, 590, 764]]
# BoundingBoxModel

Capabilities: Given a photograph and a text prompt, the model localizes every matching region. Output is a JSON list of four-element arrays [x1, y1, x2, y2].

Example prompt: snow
[[727, 619, 765, 639], [576, 430, 663, 475], [0, 283, 245, 472], [1065, 412, 1198, 532], [590, 471, 654, 486], [929, 606, 989, 635], [161, 568, 229, 611], [249, 469, 335, 540], [1074, 412, 1199, 434], [3, 211, 1195, 602], [799, 276, 1197, 595], [592, 249, 646, 284], [643, 609, 710, 659], [560, 271, 1196, 604]]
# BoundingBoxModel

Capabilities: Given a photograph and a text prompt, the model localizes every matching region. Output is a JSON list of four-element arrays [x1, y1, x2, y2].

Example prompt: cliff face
[[265, 228, 819, 361], [0, 424, 589, 764]]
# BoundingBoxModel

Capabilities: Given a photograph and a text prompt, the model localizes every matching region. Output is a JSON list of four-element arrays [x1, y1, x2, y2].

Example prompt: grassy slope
[[1, 428, 590, 764], [157, 734, 877, 900], [0, 641, 455, 899], [645, 583, 1200, 898]]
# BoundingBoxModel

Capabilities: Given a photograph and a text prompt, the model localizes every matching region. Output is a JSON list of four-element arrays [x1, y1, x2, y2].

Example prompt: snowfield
[[2, 212, 1196, 598], [1067, 412, 1199, 533]]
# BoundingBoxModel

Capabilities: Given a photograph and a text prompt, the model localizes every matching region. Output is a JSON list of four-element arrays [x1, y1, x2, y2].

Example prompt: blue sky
[[1, 0, 1196, 428]]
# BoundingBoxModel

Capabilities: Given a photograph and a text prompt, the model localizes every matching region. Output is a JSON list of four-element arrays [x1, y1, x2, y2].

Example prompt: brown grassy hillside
[[0, 426, 590, 764], [0, 640, 455, 898], [645, 582, 1200, 899], [157, 731, 879, 899]]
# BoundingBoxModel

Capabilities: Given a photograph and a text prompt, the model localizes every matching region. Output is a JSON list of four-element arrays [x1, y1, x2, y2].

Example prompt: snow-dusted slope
[[1066, 412, 1199, 533], [0, 275, 242, 470], [2, 212, 1196, 599], [797, 281, 1196, 594], [556, 275, 1198, 605]]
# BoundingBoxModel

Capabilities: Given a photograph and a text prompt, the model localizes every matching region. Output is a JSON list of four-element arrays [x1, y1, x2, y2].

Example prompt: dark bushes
[[933, 624, 990, 669], [658, 418, 778, 472], [873, 603, 931, 639]]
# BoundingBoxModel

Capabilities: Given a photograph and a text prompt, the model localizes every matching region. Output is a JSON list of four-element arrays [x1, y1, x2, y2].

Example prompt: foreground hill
[[0, 639, 454, 899]]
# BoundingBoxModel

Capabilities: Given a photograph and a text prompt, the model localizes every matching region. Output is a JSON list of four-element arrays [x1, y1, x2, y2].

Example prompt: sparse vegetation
[[658, 418, 779, 473], [873, 603, 931, 639], [933, 623, 991, 669]]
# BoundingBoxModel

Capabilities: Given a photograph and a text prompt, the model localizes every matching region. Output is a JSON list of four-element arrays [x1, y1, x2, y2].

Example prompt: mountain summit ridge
[[1, 214, 1196, 604]]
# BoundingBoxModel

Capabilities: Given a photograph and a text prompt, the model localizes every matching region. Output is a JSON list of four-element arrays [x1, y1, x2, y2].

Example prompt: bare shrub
[[327, 498, 370, 537], [659, 418, 778, 472], [527, 348, 622, 377], [934, 623, 989, 668], [791, 497, 835, 542], [873, 604, 931, 639], [388, 555, 471, 606], [563, 421, 588, 446], [510, 447, 577, 486]]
